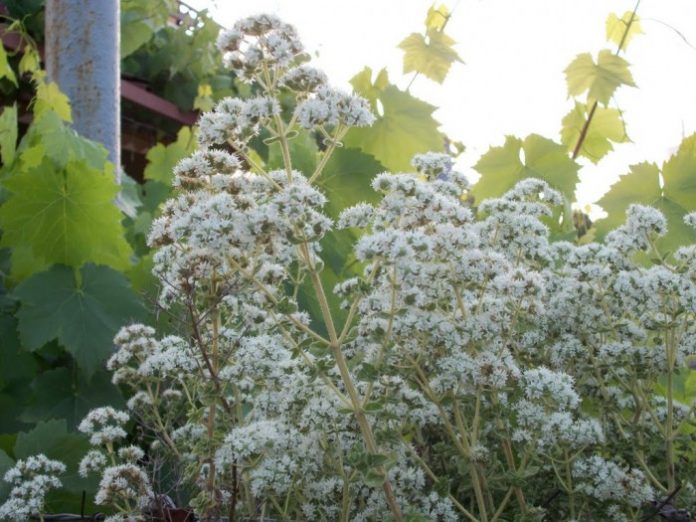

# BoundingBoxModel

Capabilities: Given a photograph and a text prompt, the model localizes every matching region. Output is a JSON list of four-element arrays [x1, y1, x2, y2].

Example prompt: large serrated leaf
[[15, 264, 146, 376], [473, 134, 580, 202], [0, 158, 132, 274], [560, 102, 628, 163], [595, 138, 696, 253], [398, 29, 462, 84], [564, 50, 635, 105], [346, 67, 444, 172]]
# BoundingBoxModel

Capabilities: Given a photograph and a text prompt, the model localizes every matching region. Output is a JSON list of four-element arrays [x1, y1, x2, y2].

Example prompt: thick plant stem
[[665, 330, 676, 491]]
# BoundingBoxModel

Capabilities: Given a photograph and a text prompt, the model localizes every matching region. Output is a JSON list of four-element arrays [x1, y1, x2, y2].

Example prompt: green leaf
[[606, 11, 642, 50], [662, 134, 696, 211], [22, 367, 124, 430], [34, 82, 72, 122], [0, 104, 17, 166], [595, 148, 696, 252], [0, 158, 133, 273], [346, 67, 444, 172], [564, 50, 636, 105], [18, 47, 40, 76], [144, 126, 197, 184], [425, 4, 450, 31], [0, 44, 17, 86], [560, 102, 628, 163], [349, 67, 389, 113], [26, 111, 108, 170], [596, 162, 661, 234], [14, 264, 146, 376], [320, 147, 384, 219], [121, 11, 156, 58], [398, 29, 463, 84], [473, 134, 580, 202]]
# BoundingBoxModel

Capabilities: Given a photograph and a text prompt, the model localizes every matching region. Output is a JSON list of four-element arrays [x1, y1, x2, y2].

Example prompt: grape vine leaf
[[0, 44, 17, 86], [34, 82, 72, 122], [0, 158, 132, 272], [345, 67, 444, 172], [595, 136, 696, 251], [606, 12, 642, 50], [144, 126, 197, 184], [14, 264, 146, 376], [473, 134, 580, 202], [399, 29, 463, 84], [560, 102, 628, 163], [21, 368, 125, 430], [662, 134, 696, 211], [0, 104, 17, 166], [25, 111, 108, 170], [426, 4, 450, 31], [564, 50, 636, 105]]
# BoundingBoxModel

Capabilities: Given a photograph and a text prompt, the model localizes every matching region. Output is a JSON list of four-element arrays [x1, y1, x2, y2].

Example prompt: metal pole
[[44, 0, 121, 182]]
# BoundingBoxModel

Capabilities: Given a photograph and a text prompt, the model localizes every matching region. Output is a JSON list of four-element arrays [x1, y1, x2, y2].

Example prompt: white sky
[[190, 0, 696, 214]]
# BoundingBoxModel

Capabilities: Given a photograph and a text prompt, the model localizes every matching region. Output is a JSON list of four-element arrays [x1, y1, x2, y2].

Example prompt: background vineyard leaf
[[606, 11, 642, 50], [34, 82, 72, 122], [560, 102, 628, 163], [268, 129, 318, 177], [564, 50, 635, 105], [143, 125, 197, 184], [346, 67, 444, 172], [595, 136, 696, 251], [425, 4, 449, 31], [0, 44, 17, 86], [14, 264, 146, 376], [399, 29, 462, 84], [473, 134, 580, 202], [0, 104, 17, 166]]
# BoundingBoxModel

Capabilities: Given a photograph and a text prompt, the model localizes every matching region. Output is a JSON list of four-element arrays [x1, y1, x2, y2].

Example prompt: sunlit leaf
[[473, 134, 580, 202], [34, 82, 72, 122], [0, 158, 132, 273], [346, 67, 444, 172], [0, 44, 17, 86], [425, 4, 450, 31], [606, 11, 642, 50], [0, 104, 17, 166], [564, 50, 635, 105], [398, 29, 462, 84], [144, 126, 197, 184], [560, 102, 628, 163]]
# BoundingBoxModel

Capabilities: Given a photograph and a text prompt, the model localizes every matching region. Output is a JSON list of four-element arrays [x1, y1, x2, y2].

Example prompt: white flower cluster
[[0, 455, 65, 521], [83, 12, 696, 520], [217, 14, 303, 81], [78, 406, 129, 446], [295, 85, 374, 130], [77, 407, 153, 518]]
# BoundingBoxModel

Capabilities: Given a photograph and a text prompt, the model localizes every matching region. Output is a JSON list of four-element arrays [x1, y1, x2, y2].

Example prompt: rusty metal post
[[45, 0, 121, 182]]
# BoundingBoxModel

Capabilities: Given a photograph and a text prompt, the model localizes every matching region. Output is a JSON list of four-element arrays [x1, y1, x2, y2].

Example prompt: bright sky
[[189, 0, 696, 215]]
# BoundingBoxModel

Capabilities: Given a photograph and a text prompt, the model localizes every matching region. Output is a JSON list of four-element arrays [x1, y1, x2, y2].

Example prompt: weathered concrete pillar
[[45, 0, 121, 181]]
